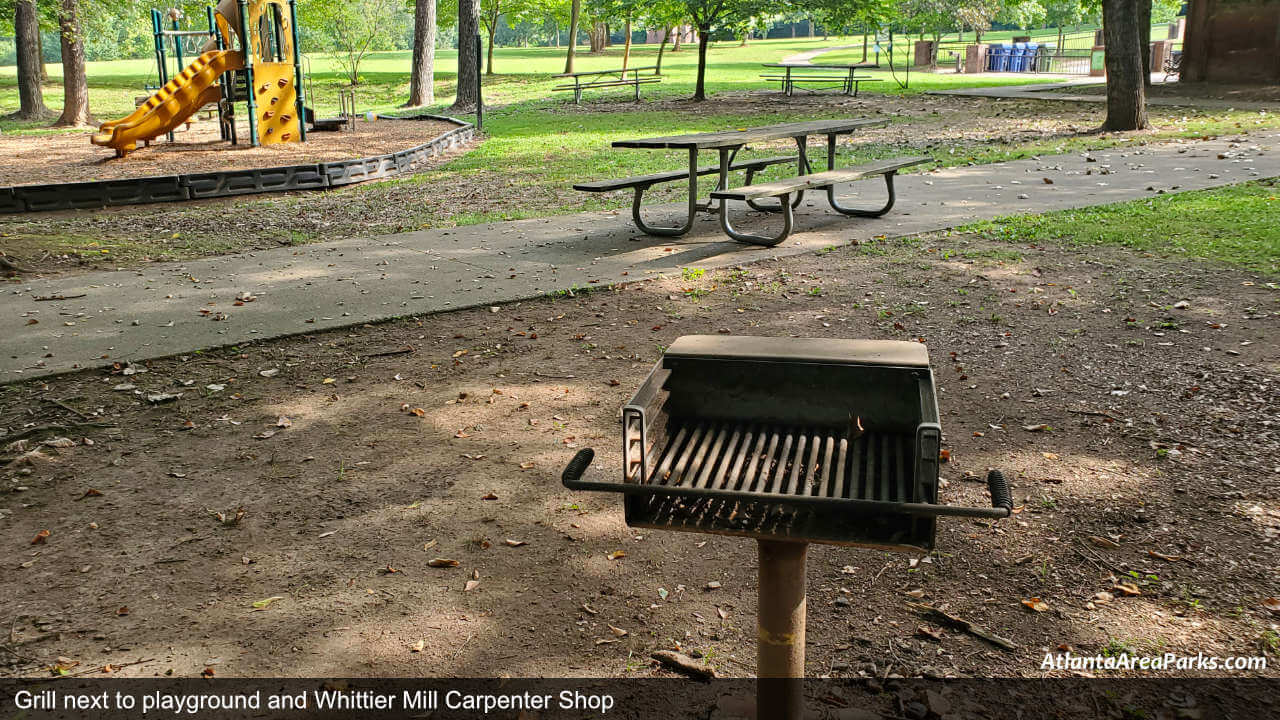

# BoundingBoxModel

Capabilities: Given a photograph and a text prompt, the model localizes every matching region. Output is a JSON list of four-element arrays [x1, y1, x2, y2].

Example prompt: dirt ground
[[2, 229, 1278, 681], [1060, 82, 1280, 104], [0, 117, 459, 186]]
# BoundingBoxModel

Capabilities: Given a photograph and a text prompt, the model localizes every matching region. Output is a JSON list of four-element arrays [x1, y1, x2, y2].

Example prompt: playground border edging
[[1, 114, 475, 214]]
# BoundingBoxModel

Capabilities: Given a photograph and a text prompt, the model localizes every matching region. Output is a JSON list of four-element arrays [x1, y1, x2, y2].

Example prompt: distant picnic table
[[552, 66, 661, 104], [574, 119, 929, 247], [761, 62, 881, 97]]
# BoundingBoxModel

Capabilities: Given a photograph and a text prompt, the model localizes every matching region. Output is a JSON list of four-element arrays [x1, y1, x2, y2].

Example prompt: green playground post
[[288, 0, 306, 142], [237, 0, 259, 147]]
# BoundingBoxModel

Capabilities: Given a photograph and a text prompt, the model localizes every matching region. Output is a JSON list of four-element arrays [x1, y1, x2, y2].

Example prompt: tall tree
[[451, 0, 480, 110], [407, 0, 436, 105], [684, 0, 772, 101], [53, 0, 92, 126], [563, 0, 580, 72], [1101, 0, 1147, 130], [14, 0, 51, 120], [480, 0, 501, 73]]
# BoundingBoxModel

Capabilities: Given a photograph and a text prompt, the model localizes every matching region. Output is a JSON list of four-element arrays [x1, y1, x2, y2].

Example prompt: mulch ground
[[2, 230, 1277, 682], [0, 117, 459, 186]]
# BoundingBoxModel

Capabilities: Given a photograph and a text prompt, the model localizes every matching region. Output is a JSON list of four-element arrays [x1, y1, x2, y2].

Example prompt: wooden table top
[[612, 118, 888, 150]]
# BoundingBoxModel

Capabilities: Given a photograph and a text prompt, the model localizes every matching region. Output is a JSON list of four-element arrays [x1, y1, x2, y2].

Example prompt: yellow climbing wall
[[252, 63, 302, 145]]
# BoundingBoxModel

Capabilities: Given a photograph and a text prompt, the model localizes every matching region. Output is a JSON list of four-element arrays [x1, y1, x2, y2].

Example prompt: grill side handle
[[562, 448, 595, 488], [987, 469, 1013, 515]]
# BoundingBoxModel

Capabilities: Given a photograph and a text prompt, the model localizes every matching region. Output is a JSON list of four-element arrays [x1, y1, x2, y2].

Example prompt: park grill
[[562, 336, 1012, 719]]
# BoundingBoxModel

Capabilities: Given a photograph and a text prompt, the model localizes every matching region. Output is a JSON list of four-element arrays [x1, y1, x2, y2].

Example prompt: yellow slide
[[92, 50, 244, 158]]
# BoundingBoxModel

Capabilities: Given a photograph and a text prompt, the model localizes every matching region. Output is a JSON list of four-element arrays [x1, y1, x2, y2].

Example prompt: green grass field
[[0, 37, 1068, 134], [967, 180, 1280, 273]]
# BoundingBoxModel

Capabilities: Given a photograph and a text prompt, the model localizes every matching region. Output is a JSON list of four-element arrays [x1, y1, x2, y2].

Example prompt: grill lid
[[662, 336, 929, 368]]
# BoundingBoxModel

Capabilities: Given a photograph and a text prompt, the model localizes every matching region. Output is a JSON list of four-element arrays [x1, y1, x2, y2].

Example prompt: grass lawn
[[966, 180, 1280, 274], [0, 37, 1065, 134]]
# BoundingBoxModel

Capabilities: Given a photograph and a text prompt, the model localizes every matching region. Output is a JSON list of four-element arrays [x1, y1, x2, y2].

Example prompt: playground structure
[[92, 0, 315, 158]]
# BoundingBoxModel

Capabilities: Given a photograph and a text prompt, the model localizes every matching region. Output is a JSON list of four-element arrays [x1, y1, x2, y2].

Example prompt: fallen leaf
[[254, 430, 277, 440], [276, 416, 292, 428], [905, 588, 926, 599], [1042, 452, 1060, 460], [917, 625, 943, 640], [1022, 597, 1049, 612], [518, 461, 535, 469], [705, 580, 722, 590], [464, 579, 480, 592], [258, 369, 279, 378], [318, 531, 336, 538], [608, 625, 628, 637], [116, 606, 130, 616], [1113, 582, 1142, 596], [1147, 549, 1180, 561], [1088, 536, 1120, 549], [31, 529, 50, 545], [428, 558, 460, 568], [1262, 598, 1280, 616], [252, 596, 284, 610], [481, 492, 498, 500], [79, 489, 103, 500], [411, 408, 426, 417], [717, 607, 729, 620], [1092, 591, 1115, 604], [1023, 424, 1051, 432], [608, 550, 626, 560], [322, 378, 336, 385], [939, 449, 951, 463], [411, 640, 425, 653], [504, 539, 527, 547], [201, 667, 215, 678], [454, 430, 471, 438]]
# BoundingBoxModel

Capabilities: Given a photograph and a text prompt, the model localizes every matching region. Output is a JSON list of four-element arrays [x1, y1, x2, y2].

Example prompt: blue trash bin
[[1025, 42, 1039, 71], [1010, 42, 1027, 71], [997, 43, 1013, 71]]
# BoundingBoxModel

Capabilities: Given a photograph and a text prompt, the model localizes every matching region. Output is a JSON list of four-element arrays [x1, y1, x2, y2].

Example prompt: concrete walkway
[[4, 131, 1277, 382], [930, 78, 1279, 111], [781, 44, 862, 65]]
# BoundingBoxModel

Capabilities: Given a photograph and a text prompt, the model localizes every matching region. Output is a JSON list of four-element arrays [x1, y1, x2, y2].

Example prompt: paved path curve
[[3, 132, 1276, 382], [780, 44, 862, 65]]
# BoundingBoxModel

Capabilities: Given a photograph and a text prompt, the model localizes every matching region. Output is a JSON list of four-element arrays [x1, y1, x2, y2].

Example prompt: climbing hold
[[270, 96, 279, 105], [281, 132, 291, 141], [280, 114, 291, 122], [263, 110, 274, 120], [277, 78, 289, 87], [259, 83, 269, 93]]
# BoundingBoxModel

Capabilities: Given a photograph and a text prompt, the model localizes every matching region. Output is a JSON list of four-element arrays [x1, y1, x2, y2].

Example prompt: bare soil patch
[[1054, 82, 1280, 104], [0, 117, 459, 187], [2, 232, 1277, 680]]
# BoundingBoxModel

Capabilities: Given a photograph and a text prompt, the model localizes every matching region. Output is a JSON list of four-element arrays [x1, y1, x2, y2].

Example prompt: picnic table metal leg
[[719, 191, 793, 247], [630, 147, 699, 237], [827, 170, 899, 218]]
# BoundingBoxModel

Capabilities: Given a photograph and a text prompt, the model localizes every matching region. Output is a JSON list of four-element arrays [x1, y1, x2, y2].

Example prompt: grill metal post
[[758, 540, 807, 720]]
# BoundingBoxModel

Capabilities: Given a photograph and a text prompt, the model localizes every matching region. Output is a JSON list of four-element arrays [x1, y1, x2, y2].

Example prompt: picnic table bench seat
[[709, 156, 931, 246], [575, 154, 799, 237]]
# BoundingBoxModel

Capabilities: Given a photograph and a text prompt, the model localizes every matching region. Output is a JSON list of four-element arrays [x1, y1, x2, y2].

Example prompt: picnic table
[[553, 65, 662, 104], [575, 119, 929, 246], [761, 62, 881, 97]]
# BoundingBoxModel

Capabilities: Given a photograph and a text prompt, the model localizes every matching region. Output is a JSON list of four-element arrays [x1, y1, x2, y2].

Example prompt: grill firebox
[[561, 336, 1011, 718], [564, 335, 1011, 551]]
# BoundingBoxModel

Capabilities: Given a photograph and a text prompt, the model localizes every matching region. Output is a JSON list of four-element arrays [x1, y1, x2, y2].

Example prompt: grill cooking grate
[[644, 419, 916, 504]]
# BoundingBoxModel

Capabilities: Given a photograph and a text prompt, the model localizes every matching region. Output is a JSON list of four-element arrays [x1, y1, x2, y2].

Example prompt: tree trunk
[[739, 31, 748, 47], [692, 25, 709, 101], [37, 29, 48, 82], [621, 18, 631, 70], [589, 21, 606, 53], [1101, 0, 1148, 131], [672, 25, 682, 52], [1137, 0, 1151, 88], [53, 0, 92, 127], [450, 0, 480, 111], [655, 27, 668, 73], [862, 32, 868, 61], [14, 0, 50, 120], [807, 19, 814, 38], [406, 0, 437, 106], [552, 20, 558, 47], [563, 0, 579, 73], [485, 15, 496, 74]]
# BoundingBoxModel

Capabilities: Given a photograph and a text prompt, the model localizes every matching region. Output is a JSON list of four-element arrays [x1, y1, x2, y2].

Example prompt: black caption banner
[[0, 678, 1277, 720]]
